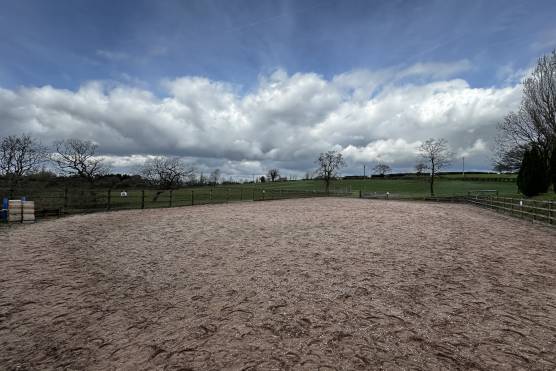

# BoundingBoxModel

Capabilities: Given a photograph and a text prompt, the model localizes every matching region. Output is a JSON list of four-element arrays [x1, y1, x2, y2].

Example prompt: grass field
[[256, 177, 521, 197], [240, 175, 556, 200]]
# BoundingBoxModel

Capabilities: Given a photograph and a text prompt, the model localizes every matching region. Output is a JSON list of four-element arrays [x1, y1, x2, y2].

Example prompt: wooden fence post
[[107, 189, 111, 210], [209, 188, 213, 202], [549, 201, 552, 225], [141, 190, 145, 209], [169, 190, 173, 207], [510, 197, 513, 217], [191, 190, 194, 206], [63, 186, 68, 209], [240, 188, 243, 201], [252, 188, 255, 201], [227, 188, 230, 202]]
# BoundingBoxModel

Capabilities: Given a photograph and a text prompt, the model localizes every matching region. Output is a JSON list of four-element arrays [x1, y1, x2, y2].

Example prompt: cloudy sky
[[1, 0, 555, 178]]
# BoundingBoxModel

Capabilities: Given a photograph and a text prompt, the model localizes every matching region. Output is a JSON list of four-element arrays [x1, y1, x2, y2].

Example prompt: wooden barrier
[[467, 196, 555, 225]]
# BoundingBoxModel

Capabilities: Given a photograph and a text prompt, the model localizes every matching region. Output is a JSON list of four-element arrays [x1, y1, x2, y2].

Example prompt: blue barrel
[[1, 197, 7, 222]]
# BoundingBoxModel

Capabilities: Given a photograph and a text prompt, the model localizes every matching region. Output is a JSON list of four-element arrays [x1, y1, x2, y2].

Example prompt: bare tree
[[198, 172, 207, 185], [418, 138, 452, 196], [496, 50, 556, 169], [372, 163, 391, 176], [415, 162, 427, 175], [209, 168, 221, 186], [0, 134, 47, 178], [304, 171, 313, 180], [316, 150, 346, 193], [493, 144, 525, 172], [52, 139, 110, 182], [140, 156, 194, 189], [267, 168, 280, 182]]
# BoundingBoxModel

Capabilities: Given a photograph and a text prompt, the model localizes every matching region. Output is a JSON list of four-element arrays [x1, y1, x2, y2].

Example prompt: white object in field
[[519, 200, 523, 207], [8, 200, 35, 223], [120, 191, 128, 197]]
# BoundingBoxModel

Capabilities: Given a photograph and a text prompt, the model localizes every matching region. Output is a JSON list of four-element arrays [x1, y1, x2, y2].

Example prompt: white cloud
[[457, 138, 488, 158], [342, 139, 422, 163], [0, 62, 523, 174], [496, 64, 533, 85], [397, 60, 472, 80]]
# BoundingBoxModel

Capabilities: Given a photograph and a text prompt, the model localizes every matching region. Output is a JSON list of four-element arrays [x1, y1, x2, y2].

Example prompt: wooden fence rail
[[2, 187, 352, 221], [466, 195, 555, 225]]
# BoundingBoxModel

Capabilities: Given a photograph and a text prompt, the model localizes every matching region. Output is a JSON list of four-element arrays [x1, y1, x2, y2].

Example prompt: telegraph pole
[[363, 164, 366, 178], [462, 157, 465, 178]]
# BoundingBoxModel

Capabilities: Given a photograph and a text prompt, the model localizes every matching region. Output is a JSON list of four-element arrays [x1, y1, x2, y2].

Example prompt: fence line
[[2, 187, 352, 221], [4, 186, 554, 227], [359, 192, 555, 226], [465, 195, 555, 225]]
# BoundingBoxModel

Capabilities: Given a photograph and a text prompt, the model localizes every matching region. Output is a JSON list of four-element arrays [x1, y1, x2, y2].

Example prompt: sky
[[1, 0, 555, 178]]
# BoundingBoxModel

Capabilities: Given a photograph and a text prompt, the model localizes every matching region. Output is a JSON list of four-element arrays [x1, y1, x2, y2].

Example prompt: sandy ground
[[1, 198, 556, 370]]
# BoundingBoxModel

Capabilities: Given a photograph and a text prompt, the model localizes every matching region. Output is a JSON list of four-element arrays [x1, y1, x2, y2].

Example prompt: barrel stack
[[8, 200, 35, 223]]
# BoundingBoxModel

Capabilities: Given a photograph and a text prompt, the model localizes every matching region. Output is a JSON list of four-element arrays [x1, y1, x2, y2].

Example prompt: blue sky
[[0, 0, 555, 176], [2, 0, 554, 90]]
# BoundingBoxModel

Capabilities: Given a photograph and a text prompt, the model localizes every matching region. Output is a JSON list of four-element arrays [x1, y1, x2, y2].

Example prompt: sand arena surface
[[1, 198, 556, 370]]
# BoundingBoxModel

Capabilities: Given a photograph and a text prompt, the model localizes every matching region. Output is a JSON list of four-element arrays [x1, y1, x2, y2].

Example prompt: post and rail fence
[[1, 187, 352, 221], [466, 195, 555, 225], [2, 184, 554, 227], [358, 191, 555, 226]]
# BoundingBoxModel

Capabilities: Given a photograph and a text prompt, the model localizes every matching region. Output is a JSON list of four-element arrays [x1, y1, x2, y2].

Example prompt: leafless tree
[[267, 168, 280, 182], [52, 139, 110, 182], [209, 169, 221, 186], [415, 162, 427, 175], [0, 134, 47, 178], [418, 138, 452, 196], [493, 143, 525, 172], [198, 172, 207, 185], [372, 163, 391, 176], [316, 150, 346, 193], [304, 171, 313, 180], [496, 50, 556, 169], [140, 156, 194, 189]]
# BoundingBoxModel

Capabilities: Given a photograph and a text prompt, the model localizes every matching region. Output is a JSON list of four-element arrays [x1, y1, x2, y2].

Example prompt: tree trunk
[[430, 164, 435, 196]]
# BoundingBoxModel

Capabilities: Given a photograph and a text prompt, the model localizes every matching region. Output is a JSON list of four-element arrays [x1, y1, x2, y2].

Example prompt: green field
[[242, 175, 556, 200]]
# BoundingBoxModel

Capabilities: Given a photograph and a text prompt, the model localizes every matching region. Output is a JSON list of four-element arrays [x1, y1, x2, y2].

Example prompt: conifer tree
[[517, 147, 550, 196]]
